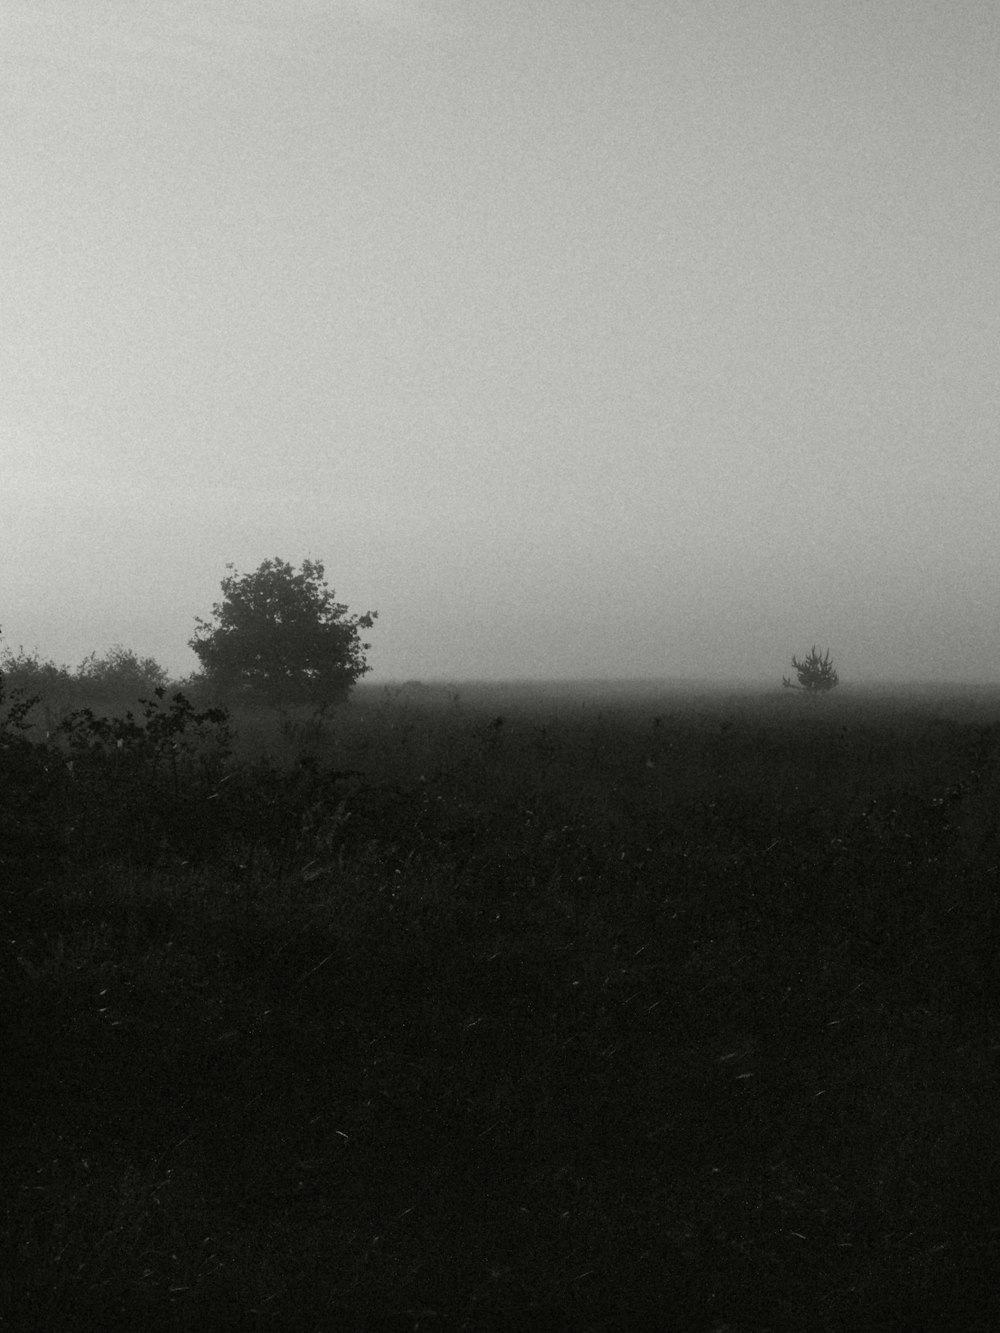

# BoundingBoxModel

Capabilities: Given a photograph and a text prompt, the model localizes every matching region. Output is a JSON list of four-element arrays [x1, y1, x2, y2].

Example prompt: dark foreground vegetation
[[3, 676, 1000, 1330]]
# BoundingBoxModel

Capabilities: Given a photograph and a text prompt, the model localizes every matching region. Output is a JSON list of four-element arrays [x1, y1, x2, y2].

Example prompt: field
[[3, 678, 1000, 1330]]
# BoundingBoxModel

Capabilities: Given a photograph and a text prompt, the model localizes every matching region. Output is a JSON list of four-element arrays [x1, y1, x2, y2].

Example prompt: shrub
[[783, 645, 839, 693], [0, 669, 62, 870], [43, 690, 233, 866], [75, 645, 169, 701], [0, 645, 75, 727]]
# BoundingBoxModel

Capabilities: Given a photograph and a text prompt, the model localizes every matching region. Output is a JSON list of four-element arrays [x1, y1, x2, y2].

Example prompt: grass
[[3, 681, 1000, 1330]]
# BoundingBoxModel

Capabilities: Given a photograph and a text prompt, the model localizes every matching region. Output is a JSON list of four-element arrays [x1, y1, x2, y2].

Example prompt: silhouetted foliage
[[783, 645, 839, 693], [0, 669, 55, 868], [1, 638, 173, 729], [0, 664, 40, 741], [0, 642, 74, 719], [75, 644, 168, 696], [55, 689, 230, 781], [39, 689, 233, 867], [189, 558, 376, 707]]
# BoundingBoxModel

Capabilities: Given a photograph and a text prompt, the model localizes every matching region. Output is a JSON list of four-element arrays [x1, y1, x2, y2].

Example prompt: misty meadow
[[10, 1, 1000, 1324], [3, 656, 999, 1330]]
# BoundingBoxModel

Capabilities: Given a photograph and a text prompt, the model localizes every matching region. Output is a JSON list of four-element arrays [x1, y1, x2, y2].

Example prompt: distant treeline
[[0, 644, 194, 728]]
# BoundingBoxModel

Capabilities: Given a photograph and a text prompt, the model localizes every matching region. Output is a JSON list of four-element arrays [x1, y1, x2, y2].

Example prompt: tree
[[76, 645, 168, 697], [189, 558, 376, 707], [0, 642, 73, 702], [783, 645, 839, 693]]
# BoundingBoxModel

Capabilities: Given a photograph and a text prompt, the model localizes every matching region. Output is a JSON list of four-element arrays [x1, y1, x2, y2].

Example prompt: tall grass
[[3, 682, 999, 1329]]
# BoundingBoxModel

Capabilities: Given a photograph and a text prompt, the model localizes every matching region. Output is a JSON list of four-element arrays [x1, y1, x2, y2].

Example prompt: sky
[[3, 0, 999, 686]]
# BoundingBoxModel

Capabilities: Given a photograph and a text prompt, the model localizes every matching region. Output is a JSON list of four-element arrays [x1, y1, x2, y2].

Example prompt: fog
[[4, 2, 999, 687]]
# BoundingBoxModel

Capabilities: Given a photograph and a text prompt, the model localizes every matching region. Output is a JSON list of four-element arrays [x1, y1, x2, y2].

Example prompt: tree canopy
[[76, 645, 169, 696], [189, 558, 376, 707]]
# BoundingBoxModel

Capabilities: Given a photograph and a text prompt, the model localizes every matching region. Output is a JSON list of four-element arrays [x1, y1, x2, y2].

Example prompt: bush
[[783, 645, 839, 693], [0, 669, 61, 870], [0, 646, 75, 728], [75, 645, 169, 699], [4, 690, 235, 870]]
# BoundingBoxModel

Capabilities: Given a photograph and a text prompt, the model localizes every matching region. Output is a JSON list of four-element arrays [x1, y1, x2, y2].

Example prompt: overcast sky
[[4, 0, 998, 685]]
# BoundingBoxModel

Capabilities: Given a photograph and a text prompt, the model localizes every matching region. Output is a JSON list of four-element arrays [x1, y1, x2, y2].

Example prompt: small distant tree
[[0, 643, 73, 699], [189, 557, 377, 708], [76, 645, 169, 698], [783, 645, 839, 693]]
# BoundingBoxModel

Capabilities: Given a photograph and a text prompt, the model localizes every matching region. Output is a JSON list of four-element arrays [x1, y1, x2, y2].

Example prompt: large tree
[[189, 558, 376, 706]]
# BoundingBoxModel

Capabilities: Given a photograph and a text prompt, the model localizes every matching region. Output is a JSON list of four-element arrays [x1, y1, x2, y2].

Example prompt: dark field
[[3, 678, 1000, 1330]]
